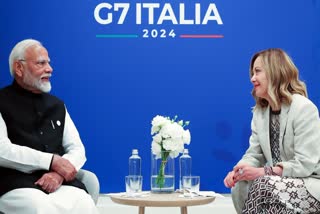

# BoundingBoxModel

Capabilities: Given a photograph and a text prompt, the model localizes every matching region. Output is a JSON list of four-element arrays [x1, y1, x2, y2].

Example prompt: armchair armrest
[[76, 169, 100, 204]]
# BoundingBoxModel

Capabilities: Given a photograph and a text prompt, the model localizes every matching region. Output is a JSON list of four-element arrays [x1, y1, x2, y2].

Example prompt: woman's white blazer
[[239, 94, 320, 200]]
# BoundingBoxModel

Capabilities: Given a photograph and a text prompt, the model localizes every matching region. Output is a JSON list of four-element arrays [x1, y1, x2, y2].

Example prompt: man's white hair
[[9, 39, 42, 77]]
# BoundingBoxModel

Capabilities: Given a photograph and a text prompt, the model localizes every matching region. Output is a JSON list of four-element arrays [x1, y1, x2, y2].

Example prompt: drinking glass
[[182, 176, 200, 197], [125, 175, 143, 196]]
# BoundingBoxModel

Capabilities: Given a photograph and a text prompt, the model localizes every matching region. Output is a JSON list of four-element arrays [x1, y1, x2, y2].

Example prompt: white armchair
[[76, 169, 100, 204]]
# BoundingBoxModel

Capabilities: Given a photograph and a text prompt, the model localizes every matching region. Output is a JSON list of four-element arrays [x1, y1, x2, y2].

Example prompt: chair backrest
[[76, 169, 100, 204]]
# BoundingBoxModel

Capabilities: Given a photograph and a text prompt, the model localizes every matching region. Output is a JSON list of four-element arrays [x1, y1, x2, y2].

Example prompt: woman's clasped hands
[[224, 163, 264, 188]]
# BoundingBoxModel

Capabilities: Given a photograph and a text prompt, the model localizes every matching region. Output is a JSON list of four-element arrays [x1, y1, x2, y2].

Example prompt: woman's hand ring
[[239, 168, 243, 175]]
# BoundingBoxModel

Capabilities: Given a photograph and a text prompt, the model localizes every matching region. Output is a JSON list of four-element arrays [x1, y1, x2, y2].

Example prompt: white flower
[[151, 115, 191, 158], [162, 138, 184, 157], [183, 130, 191, 145], [151, 141, 162, 158], [159, 122, 183, 140], [151, 115, 170, 135], [152, 134, 162, 143]]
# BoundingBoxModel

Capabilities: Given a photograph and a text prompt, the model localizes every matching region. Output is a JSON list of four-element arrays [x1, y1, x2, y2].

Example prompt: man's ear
[[13, 61, 23, 77]]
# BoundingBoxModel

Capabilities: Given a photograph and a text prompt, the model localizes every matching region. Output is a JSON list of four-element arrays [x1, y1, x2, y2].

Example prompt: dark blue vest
[[0, 81, 86, 196]]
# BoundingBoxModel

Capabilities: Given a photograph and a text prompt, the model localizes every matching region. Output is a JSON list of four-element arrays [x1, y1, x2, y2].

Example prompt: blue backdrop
[[0, 0, 319, 193]]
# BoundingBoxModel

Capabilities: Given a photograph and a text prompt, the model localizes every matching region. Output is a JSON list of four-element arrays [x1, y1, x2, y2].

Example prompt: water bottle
[[129, 149, 141, 176], [179, 149, 192, 190]]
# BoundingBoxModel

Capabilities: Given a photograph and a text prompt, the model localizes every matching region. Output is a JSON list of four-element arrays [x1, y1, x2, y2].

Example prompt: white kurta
[[0, 108, 99, 214], [0, 108, 86, 171]]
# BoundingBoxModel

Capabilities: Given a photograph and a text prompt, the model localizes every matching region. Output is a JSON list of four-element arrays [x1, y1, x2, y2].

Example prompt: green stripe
[[96, 34, 138, 38]]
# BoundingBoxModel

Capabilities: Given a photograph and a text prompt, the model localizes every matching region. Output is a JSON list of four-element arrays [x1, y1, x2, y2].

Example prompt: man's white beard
[[23, 69, 52, 93]]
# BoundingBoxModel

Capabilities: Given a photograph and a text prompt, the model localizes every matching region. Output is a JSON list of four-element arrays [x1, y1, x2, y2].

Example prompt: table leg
[[180, 206, 188, 214], [139, 206, 145, 214]]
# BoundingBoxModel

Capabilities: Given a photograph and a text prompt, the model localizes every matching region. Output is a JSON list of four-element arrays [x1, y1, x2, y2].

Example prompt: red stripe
[[180, 34, 224, 38]]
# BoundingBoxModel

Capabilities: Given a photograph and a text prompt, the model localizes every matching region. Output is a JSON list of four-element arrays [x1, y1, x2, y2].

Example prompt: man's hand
[[51, 155, 77, 181], [35, 172, 64, 193]]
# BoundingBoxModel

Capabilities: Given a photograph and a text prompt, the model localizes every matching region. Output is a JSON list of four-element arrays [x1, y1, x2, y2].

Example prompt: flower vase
[[151, 151, 175, 193]]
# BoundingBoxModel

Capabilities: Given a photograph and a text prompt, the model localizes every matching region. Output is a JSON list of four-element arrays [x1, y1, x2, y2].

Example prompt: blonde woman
[[224, 48, 320, 213]]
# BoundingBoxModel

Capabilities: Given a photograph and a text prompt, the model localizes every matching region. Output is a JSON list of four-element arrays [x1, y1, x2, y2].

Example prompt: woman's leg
[[231, 180, 252, 214], [242, 176, 320, 214]]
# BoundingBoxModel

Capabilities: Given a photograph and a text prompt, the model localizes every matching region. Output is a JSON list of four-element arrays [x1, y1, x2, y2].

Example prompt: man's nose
[[45, 63, 53, 73]]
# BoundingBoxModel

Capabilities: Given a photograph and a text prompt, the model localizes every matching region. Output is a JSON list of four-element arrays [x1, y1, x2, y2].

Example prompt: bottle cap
[[132, 149, 138, 155], [183, 148, 189, 153]]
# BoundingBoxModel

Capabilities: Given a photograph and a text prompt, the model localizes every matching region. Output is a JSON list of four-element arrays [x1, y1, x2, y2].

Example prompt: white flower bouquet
[[151, 115, 191, 188]]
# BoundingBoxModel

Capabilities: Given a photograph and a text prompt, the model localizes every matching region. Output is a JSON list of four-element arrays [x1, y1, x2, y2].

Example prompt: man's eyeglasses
[[19, 59, 51, 68]]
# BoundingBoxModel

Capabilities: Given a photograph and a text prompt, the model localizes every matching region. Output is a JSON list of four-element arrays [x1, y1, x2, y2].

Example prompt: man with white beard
[[0, 39, 99, 214]]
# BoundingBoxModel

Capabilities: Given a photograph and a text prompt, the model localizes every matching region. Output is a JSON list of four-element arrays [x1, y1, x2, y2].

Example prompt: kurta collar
[[11, 80, 43, 99]]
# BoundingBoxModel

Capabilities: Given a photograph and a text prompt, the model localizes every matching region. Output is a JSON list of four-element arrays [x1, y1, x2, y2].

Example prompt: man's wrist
[[49, 154, 55, 171]]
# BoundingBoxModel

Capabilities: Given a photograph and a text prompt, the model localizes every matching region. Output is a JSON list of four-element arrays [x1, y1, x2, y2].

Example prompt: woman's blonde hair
[[249, 48, 307, 109]]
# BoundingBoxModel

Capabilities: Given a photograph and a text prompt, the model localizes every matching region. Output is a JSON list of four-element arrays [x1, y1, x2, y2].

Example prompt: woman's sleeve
[[238, 110, 266, 167], [279, 99, 320, 177]]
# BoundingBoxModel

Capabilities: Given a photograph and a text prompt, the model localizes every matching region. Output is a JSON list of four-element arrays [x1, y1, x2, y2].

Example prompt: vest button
[[40, 131, 43, 135]]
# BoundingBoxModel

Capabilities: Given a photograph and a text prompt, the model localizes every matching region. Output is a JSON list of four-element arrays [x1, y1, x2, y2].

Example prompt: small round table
[[110, 192, 215, 214]]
